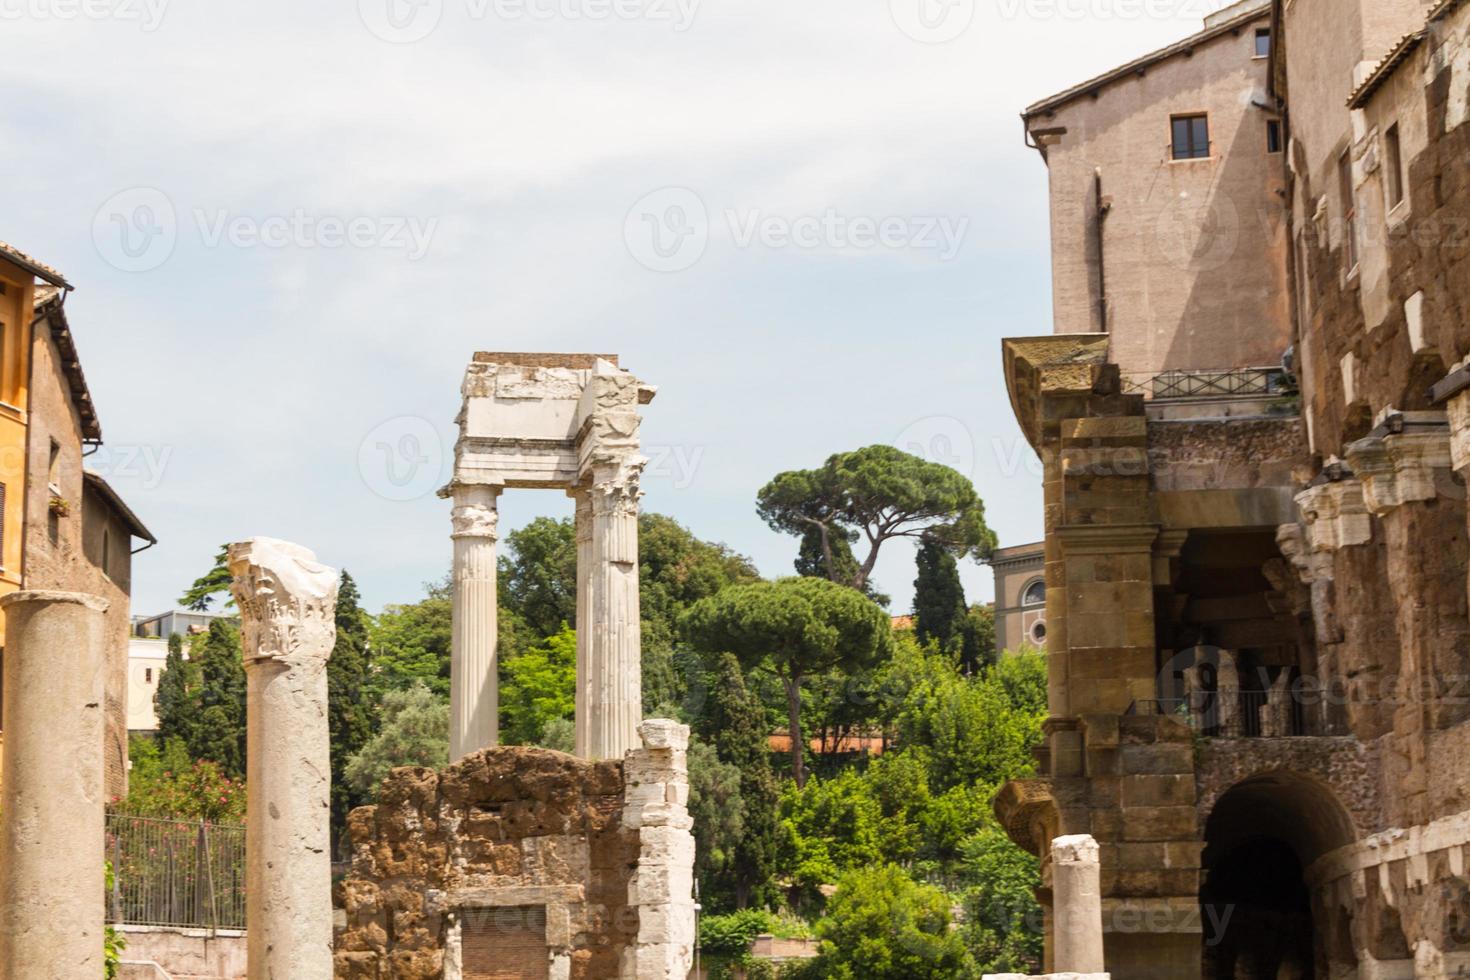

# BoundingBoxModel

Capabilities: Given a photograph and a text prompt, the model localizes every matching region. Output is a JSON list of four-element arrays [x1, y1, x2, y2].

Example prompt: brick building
[[995, 0, 1470, 976], [0, 244, 154, 800]]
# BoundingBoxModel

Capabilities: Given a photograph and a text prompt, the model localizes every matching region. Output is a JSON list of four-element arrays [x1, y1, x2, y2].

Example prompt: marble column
[[572, 488, 593, 758], [0, 590, 109, 979], [582, 468, 643, 759], [450, 485, 500, 760], [229, 538, 338, 980], [1051, 834, 1105, 974]]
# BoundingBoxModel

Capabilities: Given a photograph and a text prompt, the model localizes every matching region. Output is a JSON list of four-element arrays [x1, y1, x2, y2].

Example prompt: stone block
[[1119, 743, 1194, 775], [637, 719, 689, 751], [636, 902, 697, 945], [1119, 806, 1198, 842], [1120, 774, 1195, 807]]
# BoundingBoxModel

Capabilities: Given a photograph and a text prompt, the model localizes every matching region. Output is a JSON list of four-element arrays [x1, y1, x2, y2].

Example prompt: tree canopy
[[757, 445, 997, 592], [683, 576, 893, 786]]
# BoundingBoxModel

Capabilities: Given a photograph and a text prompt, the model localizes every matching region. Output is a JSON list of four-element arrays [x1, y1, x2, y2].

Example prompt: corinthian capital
[[590, 456, 645, 519], [228, 537, 339, 667], [451, 485, 500, 539]]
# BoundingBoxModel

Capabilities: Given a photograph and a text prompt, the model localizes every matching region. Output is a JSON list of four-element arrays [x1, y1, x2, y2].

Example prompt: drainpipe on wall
[[1094, 168, 1112, 332]]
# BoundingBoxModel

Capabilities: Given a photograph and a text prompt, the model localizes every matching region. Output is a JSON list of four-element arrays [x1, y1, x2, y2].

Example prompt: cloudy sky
[[4, 0, 1237, 617]]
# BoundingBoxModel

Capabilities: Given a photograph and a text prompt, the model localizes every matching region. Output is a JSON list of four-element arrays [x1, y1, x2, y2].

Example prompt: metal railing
[[106, 813, 246, 930], [1123, 367, 1289, 401]]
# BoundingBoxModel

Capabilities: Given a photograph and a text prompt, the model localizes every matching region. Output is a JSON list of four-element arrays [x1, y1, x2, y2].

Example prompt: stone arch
[[1200, 769, 1358, 980]]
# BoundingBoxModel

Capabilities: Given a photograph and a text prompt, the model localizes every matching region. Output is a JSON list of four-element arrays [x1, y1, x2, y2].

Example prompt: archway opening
[[1201, 771, 1356, 979]]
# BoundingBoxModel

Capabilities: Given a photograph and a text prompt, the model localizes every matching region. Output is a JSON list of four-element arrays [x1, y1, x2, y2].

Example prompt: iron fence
[[106, 813, 246, 930], [1123, 367, 1289, 401]]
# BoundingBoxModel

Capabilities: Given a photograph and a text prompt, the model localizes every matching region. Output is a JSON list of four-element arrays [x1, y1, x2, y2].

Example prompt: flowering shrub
[[117, 737, 246, 822]]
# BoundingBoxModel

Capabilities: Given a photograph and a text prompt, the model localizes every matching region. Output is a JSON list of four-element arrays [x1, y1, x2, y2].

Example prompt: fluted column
[[583, 467, 643, 759], [572, 488, 594, 757], [229, 538, 338, 980], [450, 485, 500, 760], [0, 590, 109, 979]]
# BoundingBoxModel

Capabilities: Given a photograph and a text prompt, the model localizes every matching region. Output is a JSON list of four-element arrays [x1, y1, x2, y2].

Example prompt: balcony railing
[[1122, 367, 1290, 401]]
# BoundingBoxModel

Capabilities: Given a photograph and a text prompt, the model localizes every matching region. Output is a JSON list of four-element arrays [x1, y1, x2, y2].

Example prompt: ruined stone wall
[[335, 722, 695, 980]]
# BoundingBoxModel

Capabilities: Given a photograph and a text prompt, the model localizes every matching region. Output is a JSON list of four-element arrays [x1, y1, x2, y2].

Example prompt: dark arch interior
[[1201, 773, 1357, 979]]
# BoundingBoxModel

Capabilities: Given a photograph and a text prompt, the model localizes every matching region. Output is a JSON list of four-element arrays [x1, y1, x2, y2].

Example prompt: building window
[[1385, 124, 1405, 210], [1171, 114, 1210, 160], [1339, 150, 1358, 271], [47, 439, 60, 493], [1267, 119, 1283, 154], [1021, 579, 1046, 607], [145, 667, 153, 683], [0, 481, 7, 570], [1254, 28, 1271, 58], [1030, 620, 1048, 645]]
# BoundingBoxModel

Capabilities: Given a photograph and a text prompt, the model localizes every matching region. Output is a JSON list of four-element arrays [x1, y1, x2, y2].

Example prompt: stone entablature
[[1293, 469, 1372, 553], [335, 720, 695, 980]]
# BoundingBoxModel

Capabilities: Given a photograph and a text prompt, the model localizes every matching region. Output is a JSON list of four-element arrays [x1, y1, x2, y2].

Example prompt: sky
[[2, 0, 1240, 617]]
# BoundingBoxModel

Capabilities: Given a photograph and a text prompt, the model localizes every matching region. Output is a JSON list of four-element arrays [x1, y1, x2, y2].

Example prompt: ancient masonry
[[335, 352, 694, 978], [334, 719, 696, 979], [441, 353, 656, 762]]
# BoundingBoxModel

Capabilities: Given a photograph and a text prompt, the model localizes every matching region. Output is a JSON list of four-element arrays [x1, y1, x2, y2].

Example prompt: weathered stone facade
[[335, 720, 695, 980], [1000, 1, 1470, 976]]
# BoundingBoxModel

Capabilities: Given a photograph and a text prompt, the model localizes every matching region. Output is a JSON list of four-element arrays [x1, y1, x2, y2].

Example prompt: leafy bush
[[122, 736, 245, 822], [807, 864, 977, 980]]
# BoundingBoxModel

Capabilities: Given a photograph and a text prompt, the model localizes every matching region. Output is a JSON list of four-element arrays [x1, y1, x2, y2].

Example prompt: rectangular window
[[0, 482, 6, 570], [1267, 119, 1283, 154], [1171, 114, 1210, 160], [1385, 124, 1405, 209], [1339, 150, 1358, 270], [145, 668, 153, 683], [1255, 28, 1271, 58]]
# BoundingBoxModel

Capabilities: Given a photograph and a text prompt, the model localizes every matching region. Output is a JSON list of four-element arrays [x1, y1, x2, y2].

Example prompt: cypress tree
[[154, 631, 198, 752], [913, 538, 967, 654], [328, 571, 373, 846], [703, 654, 779, 909]]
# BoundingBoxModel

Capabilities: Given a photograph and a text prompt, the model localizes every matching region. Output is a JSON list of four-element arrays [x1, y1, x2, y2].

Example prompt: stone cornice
[[1342, 410, 1453, 515], [1294, 477, 1372, 552], [1002, 334, 1112, 450], [1054, 523, 1160, 556]]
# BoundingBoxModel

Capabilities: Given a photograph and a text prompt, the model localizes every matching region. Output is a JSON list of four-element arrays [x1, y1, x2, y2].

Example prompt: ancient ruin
[[0, 590, 110, 979], [997, 0, 1470, 975], [441, 353, 656, 762], [335, 719, 697, 979], [230, 538, 341, 980]]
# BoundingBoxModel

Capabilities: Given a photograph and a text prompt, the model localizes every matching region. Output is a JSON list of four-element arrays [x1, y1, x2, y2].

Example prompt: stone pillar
[[229, 538, 339, 980], [1052, 834, 1106, 974], [583, 468, 643, 760], [0, 591, 109, 979], [1216, 651, 1242, 738], [450, 484, 500, 760], [626, 719, 696, 979], [572, 488, 594, 757]]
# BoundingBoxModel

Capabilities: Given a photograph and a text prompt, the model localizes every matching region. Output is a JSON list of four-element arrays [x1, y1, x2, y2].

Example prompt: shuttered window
[[461, 907, 549, 980]]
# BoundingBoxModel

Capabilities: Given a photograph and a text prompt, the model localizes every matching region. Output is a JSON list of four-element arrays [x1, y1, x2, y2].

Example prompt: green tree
[[958, 603, 997, 675], [500, 624, 576, 746], [756, 445, 997, 593], [807, 865, 977, 980], [960, 826, 1044, 973], [344, 681, 449, 798], [329, 571, 374, 844], [684, 577, 893, 786], [368, 577, 453, 700], [185, 620, 247, 777], [912, 538, 967, 653], [123, 735, 246, 822], [698, 654, 779, 909], [178, 544, 233, 611], [687, 739, 745, 900], [154, 632, 199, 751], [499, 516, 578, 638]]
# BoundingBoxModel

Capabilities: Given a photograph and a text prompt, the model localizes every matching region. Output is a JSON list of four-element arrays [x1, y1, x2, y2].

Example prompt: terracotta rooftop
[[1348, 30, 1428, 108], [0, 240, 70, 288], [1022, 0, 1270, 120]]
